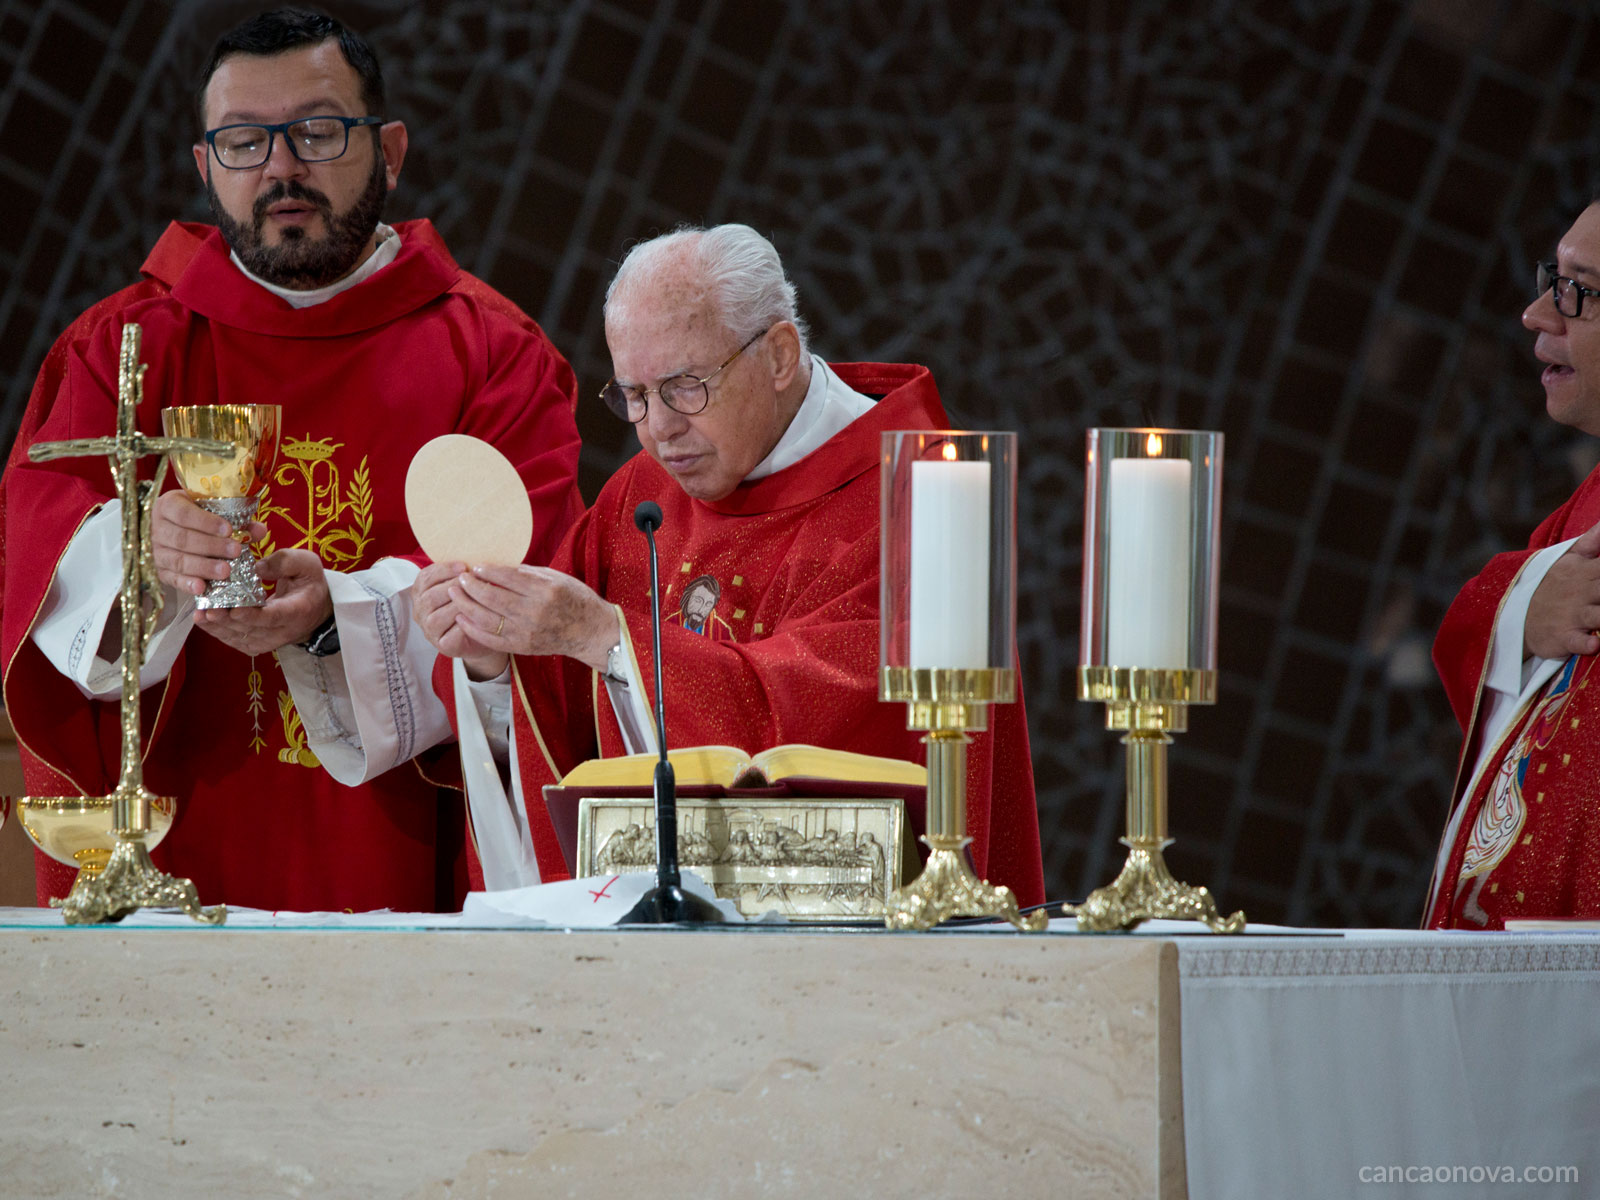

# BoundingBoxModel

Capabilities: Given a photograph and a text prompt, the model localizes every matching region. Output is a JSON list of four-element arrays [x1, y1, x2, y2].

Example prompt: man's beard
[[209, 152, 387, 289]]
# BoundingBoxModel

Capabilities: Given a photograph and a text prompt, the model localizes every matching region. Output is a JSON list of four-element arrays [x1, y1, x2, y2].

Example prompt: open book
[[556, 743, 926, 790]]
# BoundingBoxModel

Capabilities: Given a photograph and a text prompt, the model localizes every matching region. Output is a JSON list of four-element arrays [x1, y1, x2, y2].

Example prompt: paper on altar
[[461, 869, 748, 928]]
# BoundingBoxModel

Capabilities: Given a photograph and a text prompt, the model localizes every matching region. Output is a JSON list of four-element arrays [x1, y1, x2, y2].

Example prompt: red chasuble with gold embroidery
[[0, 220, 583, 912], [1425, 463, 1600, 928], [447, 363, 1046, 907]]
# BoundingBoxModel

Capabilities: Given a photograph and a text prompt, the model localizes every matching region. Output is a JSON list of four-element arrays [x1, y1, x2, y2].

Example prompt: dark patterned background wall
[[3, 0, 1597, 925]]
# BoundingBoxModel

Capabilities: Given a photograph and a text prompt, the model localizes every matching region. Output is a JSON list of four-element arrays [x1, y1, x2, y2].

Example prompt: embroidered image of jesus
[[675, 573, 733, 640]]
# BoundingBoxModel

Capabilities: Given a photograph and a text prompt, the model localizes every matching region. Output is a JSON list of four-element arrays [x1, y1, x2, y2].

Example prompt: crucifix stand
[[22, 323, 233, 925]]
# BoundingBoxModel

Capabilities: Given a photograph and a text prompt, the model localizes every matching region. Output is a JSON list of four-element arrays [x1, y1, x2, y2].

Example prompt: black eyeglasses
[[600, 326, 773, 423], [204, 115, 385, 170], [1536, 261, 1600, 319]]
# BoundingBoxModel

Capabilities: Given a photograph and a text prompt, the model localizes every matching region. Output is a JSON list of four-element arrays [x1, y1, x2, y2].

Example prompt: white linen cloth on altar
[[1177, 929, 1600, 1200]]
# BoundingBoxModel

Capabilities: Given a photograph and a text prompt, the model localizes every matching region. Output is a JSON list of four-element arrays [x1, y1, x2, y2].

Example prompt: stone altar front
[[0, 923, 1183, 1198]]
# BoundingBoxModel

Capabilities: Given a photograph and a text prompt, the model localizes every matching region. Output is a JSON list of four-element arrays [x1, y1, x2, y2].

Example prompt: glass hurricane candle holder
[[1071, 428, 1244, 933], [879, 430, 1045, 932]]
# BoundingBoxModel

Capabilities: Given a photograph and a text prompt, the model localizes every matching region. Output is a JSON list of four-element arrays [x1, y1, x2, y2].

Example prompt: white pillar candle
[[1106, 455, 1191, 668], [909, 457, 990, 668]]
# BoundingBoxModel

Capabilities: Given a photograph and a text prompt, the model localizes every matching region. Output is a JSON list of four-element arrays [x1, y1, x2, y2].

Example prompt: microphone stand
[[620, 501, 726, 924]]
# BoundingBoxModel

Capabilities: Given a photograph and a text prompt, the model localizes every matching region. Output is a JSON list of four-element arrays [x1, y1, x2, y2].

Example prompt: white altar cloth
[[1177, 929, 1600, 1200]]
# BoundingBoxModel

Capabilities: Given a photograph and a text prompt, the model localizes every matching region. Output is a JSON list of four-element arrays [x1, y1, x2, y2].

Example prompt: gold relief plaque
[[577, 798, 912, 921]]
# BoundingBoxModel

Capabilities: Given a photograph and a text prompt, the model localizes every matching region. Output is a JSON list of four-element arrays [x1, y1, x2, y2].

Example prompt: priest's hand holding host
[[0, 8, 584, 912], [412, 561, 618, 682], [413, 224, 1047, 906]]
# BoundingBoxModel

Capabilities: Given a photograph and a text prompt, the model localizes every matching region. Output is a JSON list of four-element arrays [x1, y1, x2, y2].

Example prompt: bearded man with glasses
[[1426, 199, 1600, 929], [0, 9, 583, 914], [410, 224, 1044, 905]]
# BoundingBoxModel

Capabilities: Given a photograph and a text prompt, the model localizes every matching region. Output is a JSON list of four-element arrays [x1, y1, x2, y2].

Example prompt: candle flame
[[1146, 432, 1163, 456], [941, 442, 958, 461]]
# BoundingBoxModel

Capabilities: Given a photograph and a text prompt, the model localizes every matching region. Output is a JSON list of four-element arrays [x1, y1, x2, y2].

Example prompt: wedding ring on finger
[[495, 615, 505, 637]]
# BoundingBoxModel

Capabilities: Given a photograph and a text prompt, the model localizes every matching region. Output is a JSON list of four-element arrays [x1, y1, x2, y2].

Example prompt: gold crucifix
[[20, 323, 233, 924]]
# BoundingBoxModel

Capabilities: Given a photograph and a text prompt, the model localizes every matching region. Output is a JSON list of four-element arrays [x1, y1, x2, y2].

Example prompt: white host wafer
[[405, 434, 533, 566]]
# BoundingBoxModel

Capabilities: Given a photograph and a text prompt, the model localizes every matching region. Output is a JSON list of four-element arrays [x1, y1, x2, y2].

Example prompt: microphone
[[620, 500, 725, 924]]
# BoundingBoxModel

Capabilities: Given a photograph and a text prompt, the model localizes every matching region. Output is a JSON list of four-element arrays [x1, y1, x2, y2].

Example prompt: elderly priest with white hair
[[411, 223, 1045, 905]]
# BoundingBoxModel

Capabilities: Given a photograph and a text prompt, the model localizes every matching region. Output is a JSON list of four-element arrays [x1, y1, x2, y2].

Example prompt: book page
[[560, 745, 750, 788], [750, 743, 925, 786]]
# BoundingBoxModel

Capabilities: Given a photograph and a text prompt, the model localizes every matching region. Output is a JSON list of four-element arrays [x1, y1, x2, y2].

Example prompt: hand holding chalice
[[160, 404, 281, 609]]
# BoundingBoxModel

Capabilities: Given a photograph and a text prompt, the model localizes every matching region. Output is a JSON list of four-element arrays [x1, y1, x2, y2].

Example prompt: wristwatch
[[601, 642, 629, 686], [299, 613, 341, 658]]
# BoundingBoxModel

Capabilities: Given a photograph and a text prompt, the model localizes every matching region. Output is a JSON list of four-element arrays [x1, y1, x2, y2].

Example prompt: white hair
[[604, 224, 810, 357]]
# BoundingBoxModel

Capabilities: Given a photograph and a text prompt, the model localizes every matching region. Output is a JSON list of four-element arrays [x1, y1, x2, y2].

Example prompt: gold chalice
[[161, 404, 281, 608]]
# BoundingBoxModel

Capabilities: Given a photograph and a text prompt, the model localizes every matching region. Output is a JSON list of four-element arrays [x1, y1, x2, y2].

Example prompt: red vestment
[[438, 363, 1046, 907], [1425, 462, 1600, 928], [1, 220, 583, 911]]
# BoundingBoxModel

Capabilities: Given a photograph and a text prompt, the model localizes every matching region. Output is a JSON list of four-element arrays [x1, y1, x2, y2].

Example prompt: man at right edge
[[1426, 198, 1600, 929]]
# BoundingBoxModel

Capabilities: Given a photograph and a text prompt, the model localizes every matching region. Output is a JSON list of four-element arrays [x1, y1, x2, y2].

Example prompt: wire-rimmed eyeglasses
[[600, 326, 774, 423]]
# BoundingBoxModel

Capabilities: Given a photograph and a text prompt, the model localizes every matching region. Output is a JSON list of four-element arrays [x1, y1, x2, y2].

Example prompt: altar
[[3, 912, 1597, 1199]]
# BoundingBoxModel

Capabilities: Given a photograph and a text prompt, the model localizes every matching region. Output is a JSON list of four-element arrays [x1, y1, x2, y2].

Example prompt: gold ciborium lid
[[160, 404, 281, 499], [16, 796, 177, 875]]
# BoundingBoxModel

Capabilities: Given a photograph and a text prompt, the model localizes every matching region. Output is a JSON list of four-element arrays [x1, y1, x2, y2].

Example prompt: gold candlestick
[[18, 323, 231, 925], [880, 667, 1046, 931], [1066, 667, 1243, 932]]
